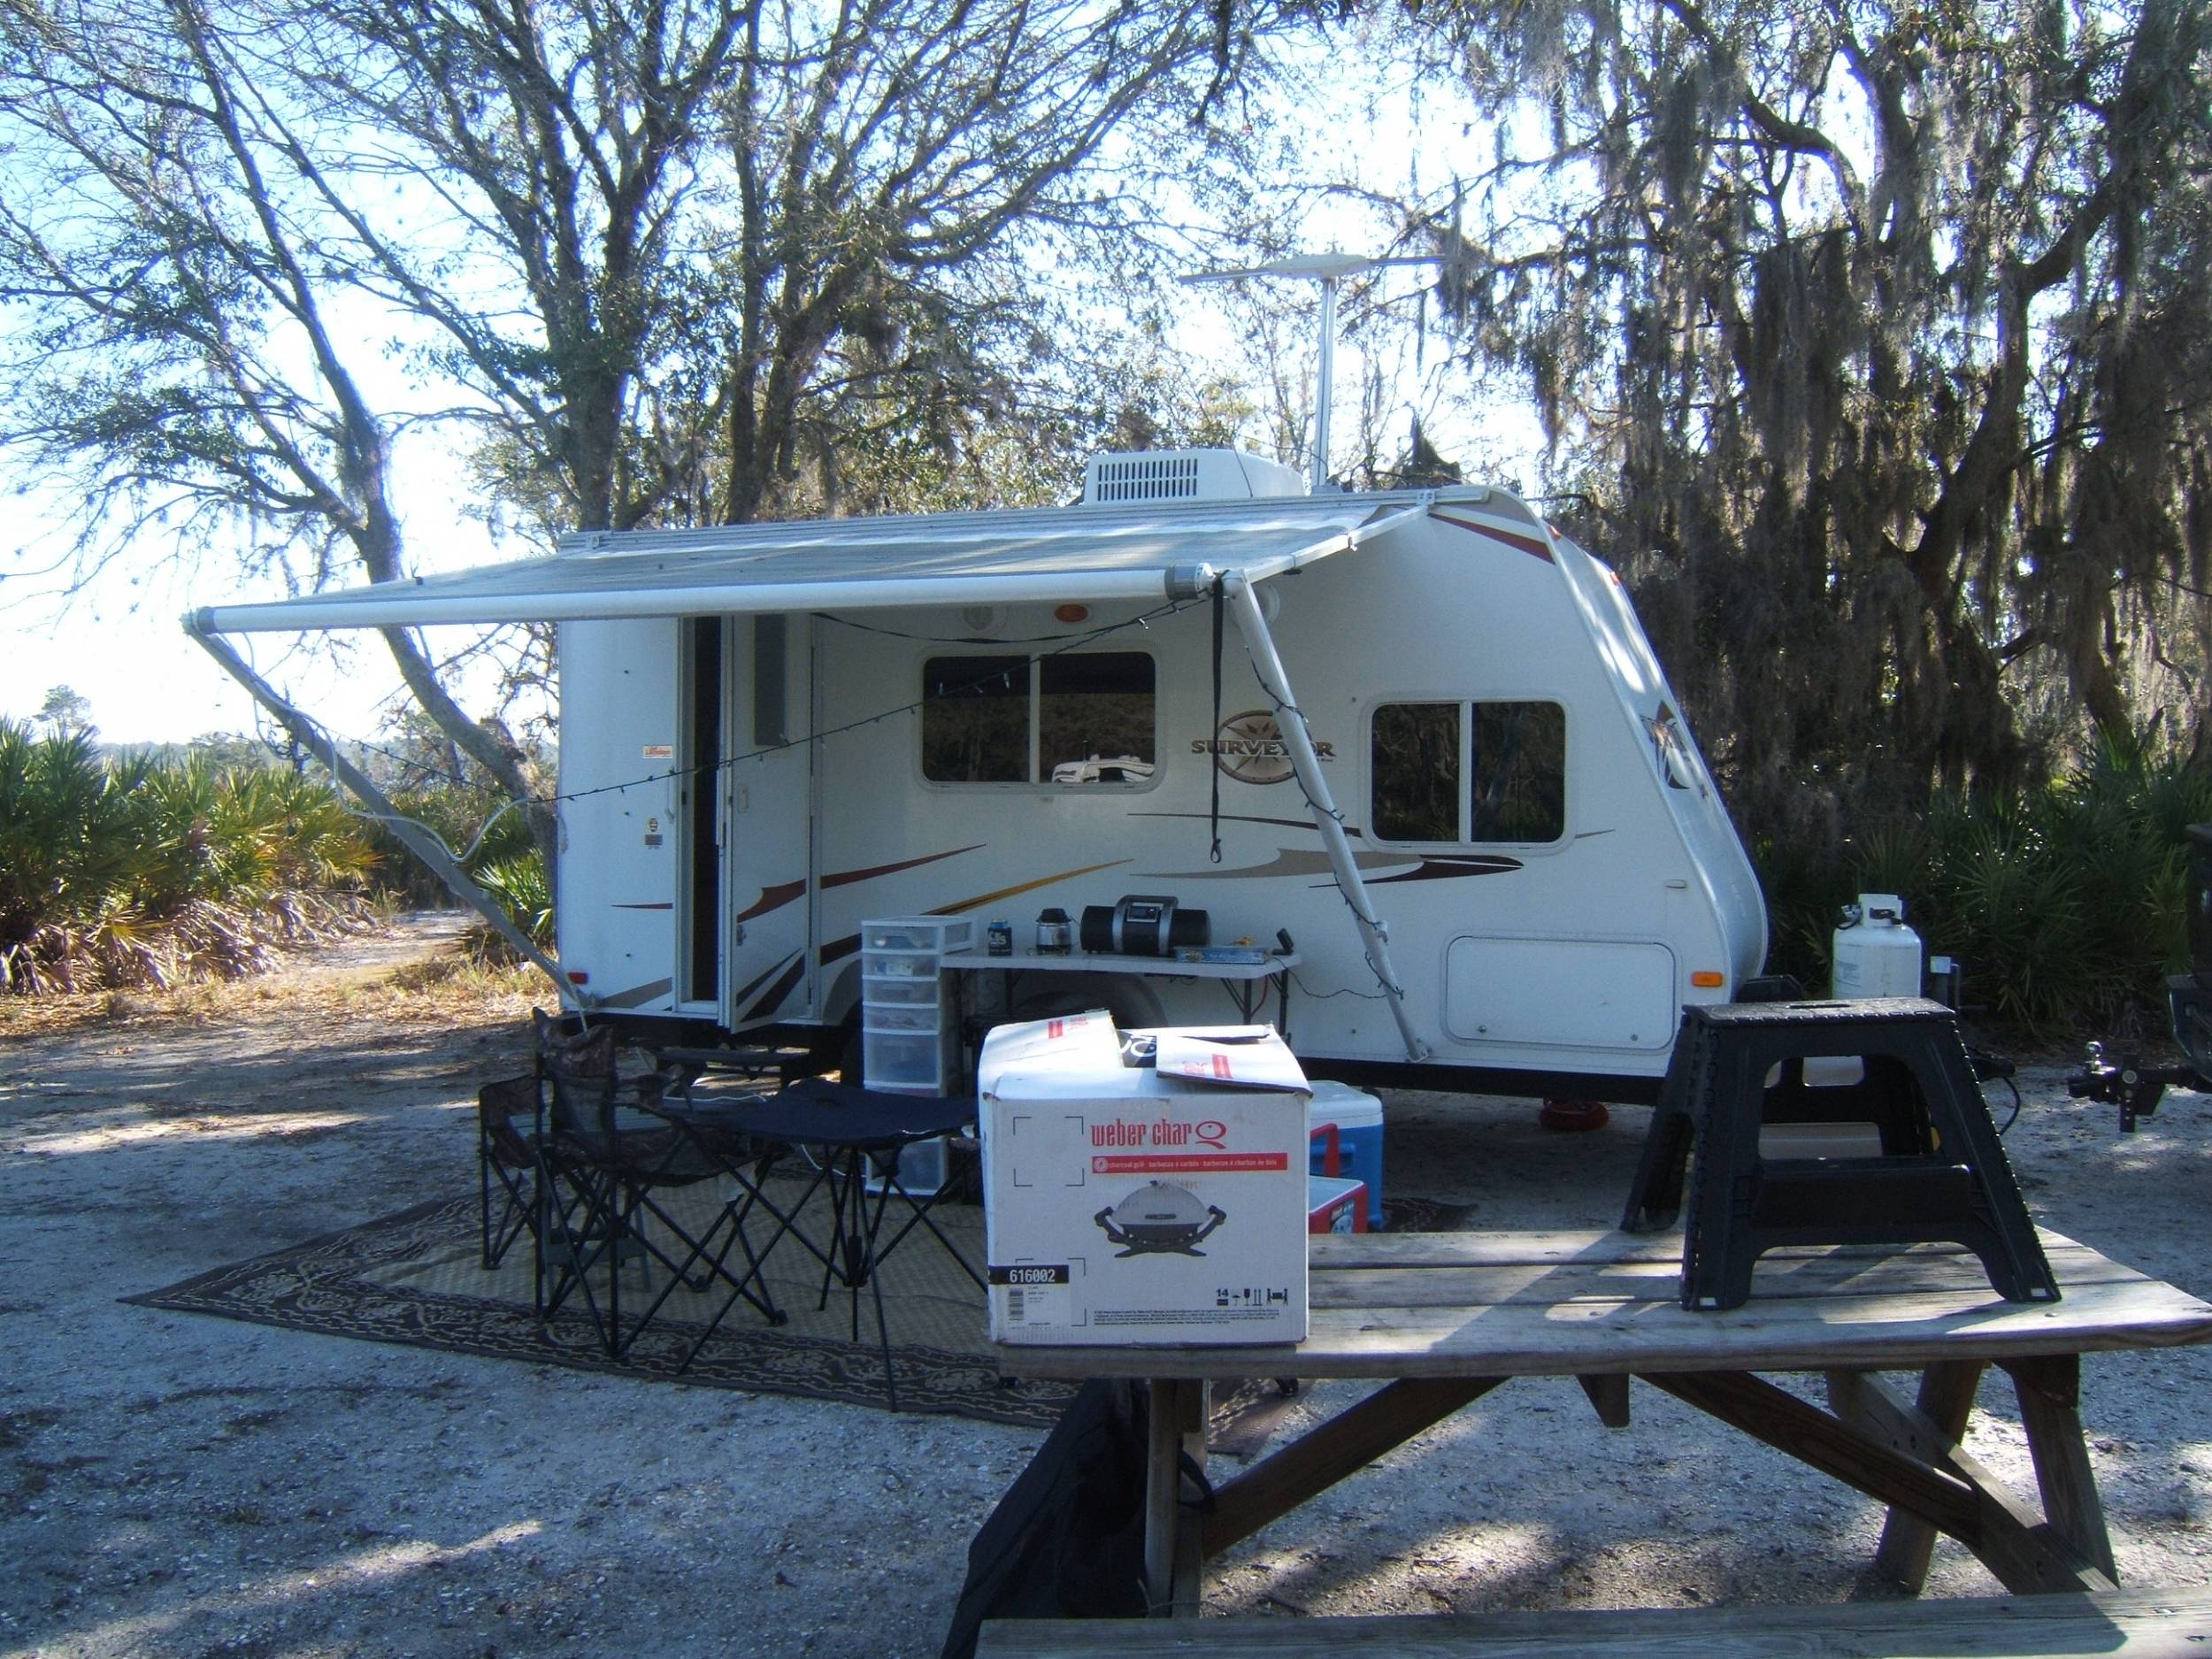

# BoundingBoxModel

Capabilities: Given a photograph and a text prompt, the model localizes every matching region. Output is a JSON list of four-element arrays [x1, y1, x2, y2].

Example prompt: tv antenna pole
[[1179, 251, 1436, 494]]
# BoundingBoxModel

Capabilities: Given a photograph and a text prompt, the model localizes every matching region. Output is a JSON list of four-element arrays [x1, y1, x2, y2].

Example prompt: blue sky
[[0, 53, 1525, 748]]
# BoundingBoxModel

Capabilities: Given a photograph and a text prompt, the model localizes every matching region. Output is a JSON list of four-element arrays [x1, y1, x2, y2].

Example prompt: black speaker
[[1079, 895, 1211, 956]]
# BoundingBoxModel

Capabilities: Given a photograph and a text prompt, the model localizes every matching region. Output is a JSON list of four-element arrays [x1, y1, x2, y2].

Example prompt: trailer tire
[[1009, 973, 1165, 1032]]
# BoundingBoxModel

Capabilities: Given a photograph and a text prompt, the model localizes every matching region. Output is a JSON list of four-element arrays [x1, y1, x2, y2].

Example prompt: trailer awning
[[190, 495, 1434, 634]]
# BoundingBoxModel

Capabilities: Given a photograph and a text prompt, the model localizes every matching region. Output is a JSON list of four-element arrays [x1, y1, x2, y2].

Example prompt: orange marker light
[[1054, 603, 1091, 623], [1690, 971, 1724, 988]]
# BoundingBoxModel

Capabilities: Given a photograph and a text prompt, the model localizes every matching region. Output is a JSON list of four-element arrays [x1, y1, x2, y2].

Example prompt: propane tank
[[1832, 894, 1924, 999]]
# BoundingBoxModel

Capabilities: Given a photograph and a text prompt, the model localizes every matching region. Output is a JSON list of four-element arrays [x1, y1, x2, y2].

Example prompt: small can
[[986, 919, 1013, 957]]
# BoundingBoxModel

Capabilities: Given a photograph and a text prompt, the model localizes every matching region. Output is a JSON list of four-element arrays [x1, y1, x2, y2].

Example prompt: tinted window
[[1371, 703, 1461, 842], [1371, 698, 1566, 842], [922, 652, 1156, 785], [922, 655, 1028, 782], [1041, 652, 1155, 787], [1471, 701, 1565, 842]]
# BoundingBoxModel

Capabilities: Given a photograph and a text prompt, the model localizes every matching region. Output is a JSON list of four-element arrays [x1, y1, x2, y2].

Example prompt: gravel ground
[[4, 917, 2211, 1657]]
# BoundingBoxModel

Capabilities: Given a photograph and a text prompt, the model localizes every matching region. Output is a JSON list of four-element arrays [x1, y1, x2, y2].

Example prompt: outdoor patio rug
[[127, 1180, 1470, 1440]]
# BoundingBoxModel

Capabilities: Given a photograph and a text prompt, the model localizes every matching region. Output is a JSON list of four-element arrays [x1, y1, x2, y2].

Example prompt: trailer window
[[1371, 698, 1565, 844], [921, 651, 1156, 786], [922, 655, 1028, 782], [1371, 703, 1461, 841], [1041, 653, 1154, 786], [1471, 701, 1565, 842]]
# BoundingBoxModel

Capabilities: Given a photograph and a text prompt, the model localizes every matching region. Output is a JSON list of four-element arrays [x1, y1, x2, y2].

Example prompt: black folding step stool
[[1621, 997, 2057, 1310]]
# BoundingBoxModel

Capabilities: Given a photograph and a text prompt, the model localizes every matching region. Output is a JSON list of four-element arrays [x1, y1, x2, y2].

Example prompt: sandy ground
[[4, 916, 2211, 1657]]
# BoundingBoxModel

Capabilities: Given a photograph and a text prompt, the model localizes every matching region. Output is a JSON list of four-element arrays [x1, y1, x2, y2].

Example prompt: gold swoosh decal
[[735, 878, 809, 923], [813, 857, 1135, 968], [928, 859, 1134, 913], [1144, 849, 1422, 880], [736, 844, 985, 924]]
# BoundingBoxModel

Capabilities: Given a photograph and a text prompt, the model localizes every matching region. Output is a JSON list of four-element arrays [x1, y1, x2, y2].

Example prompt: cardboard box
[[979, 1014, 1311, 1347]]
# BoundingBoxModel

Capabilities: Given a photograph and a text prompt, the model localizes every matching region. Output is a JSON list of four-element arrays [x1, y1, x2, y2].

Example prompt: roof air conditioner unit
[[1082, 449, 1307, 505]]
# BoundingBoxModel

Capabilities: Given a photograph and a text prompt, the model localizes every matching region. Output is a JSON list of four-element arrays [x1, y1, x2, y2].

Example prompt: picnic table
[[991, 1225, 2212, 1622]]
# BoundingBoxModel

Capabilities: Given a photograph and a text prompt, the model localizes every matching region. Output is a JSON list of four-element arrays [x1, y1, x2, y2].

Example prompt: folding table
[[654, 1077, 987, 1406], [939, 948, 1300, 1030]]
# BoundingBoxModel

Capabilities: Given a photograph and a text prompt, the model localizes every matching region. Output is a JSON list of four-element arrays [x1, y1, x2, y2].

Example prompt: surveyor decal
[[1193, 710, 1335, 786]]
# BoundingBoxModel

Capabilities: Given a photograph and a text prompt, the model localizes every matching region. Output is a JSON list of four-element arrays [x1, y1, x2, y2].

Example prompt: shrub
[[1753, 747, 2212, 1039], [359, 783, 549, 949], [0, 719, 379, 994], [474, 851, 554, 949]]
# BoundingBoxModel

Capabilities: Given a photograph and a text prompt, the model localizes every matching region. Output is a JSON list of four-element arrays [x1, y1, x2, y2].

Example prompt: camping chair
[[531, 1010, 785, 1358], [477, 1073, 541, 1270]]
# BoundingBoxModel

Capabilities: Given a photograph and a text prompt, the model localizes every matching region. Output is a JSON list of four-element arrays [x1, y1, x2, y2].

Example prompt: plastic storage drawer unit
[[863, 1029, 945, 1090]]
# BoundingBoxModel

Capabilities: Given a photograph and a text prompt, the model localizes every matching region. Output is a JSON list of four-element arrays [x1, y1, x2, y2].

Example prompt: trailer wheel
[[1009, 972, 1165, 1032], [1539, 1097, 1610, 1132]]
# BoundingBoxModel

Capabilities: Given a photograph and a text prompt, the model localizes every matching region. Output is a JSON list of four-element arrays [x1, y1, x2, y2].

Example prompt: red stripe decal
[[1434, 513, 1555, 562], [741, 955, 808, 1022], [735, 878, 808, 924], [823, 844, 985, 889]]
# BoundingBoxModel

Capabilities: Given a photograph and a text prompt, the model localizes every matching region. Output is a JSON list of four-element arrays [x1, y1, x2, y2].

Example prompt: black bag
[[940, 1379, 1158, 1659]]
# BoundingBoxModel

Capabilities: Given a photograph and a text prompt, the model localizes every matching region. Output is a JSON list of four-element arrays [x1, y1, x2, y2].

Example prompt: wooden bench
[[978, 1588, 2212, 1656]]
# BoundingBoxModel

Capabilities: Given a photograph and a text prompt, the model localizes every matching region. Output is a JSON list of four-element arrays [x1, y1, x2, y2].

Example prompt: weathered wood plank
[[1576, 1372, 1632, 1427], [997, 1272, 2212, 1381], [1307, 1243, 2141, 1313], [1828, 1361, 1985, 1590], [1143, 1378, 1187, 1618], [1202, 1378, 1502, 1559], [1306, 1226, 2109, 1271], [1171, 1379, 1208, 1618], [2006, 1356, 2118, 1584], [976, 1588, 2212, 1658], [1640, 1370, 1984, 1544], [1672, 1371, 2106, 1601], [1307, 1229, 1679, 1269]]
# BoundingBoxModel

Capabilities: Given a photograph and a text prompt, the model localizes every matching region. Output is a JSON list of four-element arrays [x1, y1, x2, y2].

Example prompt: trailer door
[[722, 613, 815, 1027]]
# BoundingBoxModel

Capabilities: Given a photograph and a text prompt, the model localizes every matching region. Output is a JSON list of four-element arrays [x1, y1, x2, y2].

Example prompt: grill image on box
[[1094, 1181, 1227, 1257]]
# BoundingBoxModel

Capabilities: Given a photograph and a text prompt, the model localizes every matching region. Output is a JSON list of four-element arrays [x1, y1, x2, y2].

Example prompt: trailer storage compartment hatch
[[1444, 937, 1677, 1050]]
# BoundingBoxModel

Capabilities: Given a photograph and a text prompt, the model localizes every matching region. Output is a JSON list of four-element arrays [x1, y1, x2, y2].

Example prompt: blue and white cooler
[[1307, 1081, 1385, 1230]]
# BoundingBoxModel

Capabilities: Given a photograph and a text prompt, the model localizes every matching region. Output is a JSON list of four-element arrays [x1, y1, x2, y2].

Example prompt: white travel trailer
[[190, 448, 1767, 1102]]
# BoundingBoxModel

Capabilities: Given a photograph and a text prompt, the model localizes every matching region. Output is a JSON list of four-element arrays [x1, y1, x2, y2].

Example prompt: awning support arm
[[184, 617, 584, 1006], [1222, 574, 1428, 1062]]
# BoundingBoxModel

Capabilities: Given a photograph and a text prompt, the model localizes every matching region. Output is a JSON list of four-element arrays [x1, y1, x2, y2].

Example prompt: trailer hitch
[[2065, 1042, 2196, 1132]]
